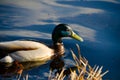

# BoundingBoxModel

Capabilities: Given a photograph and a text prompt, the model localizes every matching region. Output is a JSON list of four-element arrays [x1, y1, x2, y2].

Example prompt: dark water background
[[0, 0, 120, 80]]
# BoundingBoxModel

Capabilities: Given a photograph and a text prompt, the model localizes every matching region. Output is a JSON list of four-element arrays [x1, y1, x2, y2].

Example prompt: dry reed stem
[[50, 44, 108, 80]]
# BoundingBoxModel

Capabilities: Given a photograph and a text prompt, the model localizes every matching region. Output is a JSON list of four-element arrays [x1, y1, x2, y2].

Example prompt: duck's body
[[0, 40, 54, 63], [0, 24, 83, 63]]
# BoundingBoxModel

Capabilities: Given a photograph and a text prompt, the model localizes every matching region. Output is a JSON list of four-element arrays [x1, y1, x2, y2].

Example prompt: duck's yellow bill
[[71, 31, 84, 42]]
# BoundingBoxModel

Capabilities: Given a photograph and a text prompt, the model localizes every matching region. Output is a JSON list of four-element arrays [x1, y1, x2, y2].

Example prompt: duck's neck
[[53, 42, 65, 56], [52, 36, 65, 56]]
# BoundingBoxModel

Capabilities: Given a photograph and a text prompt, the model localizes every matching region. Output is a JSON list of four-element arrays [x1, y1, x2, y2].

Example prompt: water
[[0, 0, 120, 80]]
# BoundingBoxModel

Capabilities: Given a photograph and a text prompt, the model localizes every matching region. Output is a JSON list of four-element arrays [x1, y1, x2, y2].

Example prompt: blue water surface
[[0, 0, 120, 80]]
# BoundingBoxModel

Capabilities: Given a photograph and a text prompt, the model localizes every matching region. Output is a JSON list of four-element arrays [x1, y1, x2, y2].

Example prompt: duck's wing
[[0, 40, 42, 51], [0, 40, 43, 58]]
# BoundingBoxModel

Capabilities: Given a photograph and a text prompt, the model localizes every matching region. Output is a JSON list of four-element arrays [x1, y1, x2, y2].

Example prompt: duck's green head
[[52, 24, 83, 44]]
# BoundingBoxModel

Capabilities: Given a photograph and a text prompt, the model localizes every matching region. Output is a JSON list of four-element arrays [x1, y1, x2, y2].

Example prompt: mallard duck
[[0, 24, 83, 63]]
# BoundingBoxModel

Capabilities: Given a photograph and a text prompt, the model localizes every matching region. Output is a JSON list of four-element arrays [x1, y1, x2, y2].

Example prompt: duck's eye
[[66, 29, 70, 31]]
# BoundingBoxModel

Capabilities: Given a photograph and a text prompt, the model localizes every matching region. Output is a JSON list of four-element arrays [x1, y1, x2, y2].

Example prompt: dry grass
[[49, 44, 109, 80]]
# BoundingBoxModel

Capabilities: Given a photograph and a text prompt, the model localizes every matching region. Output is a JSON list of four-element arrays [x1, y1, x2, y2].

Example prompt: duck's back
[[0, 40, 44, 51]]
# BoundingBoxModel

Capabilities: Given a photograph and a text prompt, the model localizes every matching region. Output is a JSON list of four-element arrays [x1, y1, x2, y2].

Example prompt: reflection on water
[[0, 0, 120, 80], [50, 57, 64, 71], [50, 57, 78, 77], [0, 61, 23, 79], [0, 60, 47, 79], [0, 57, 76, 80]]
